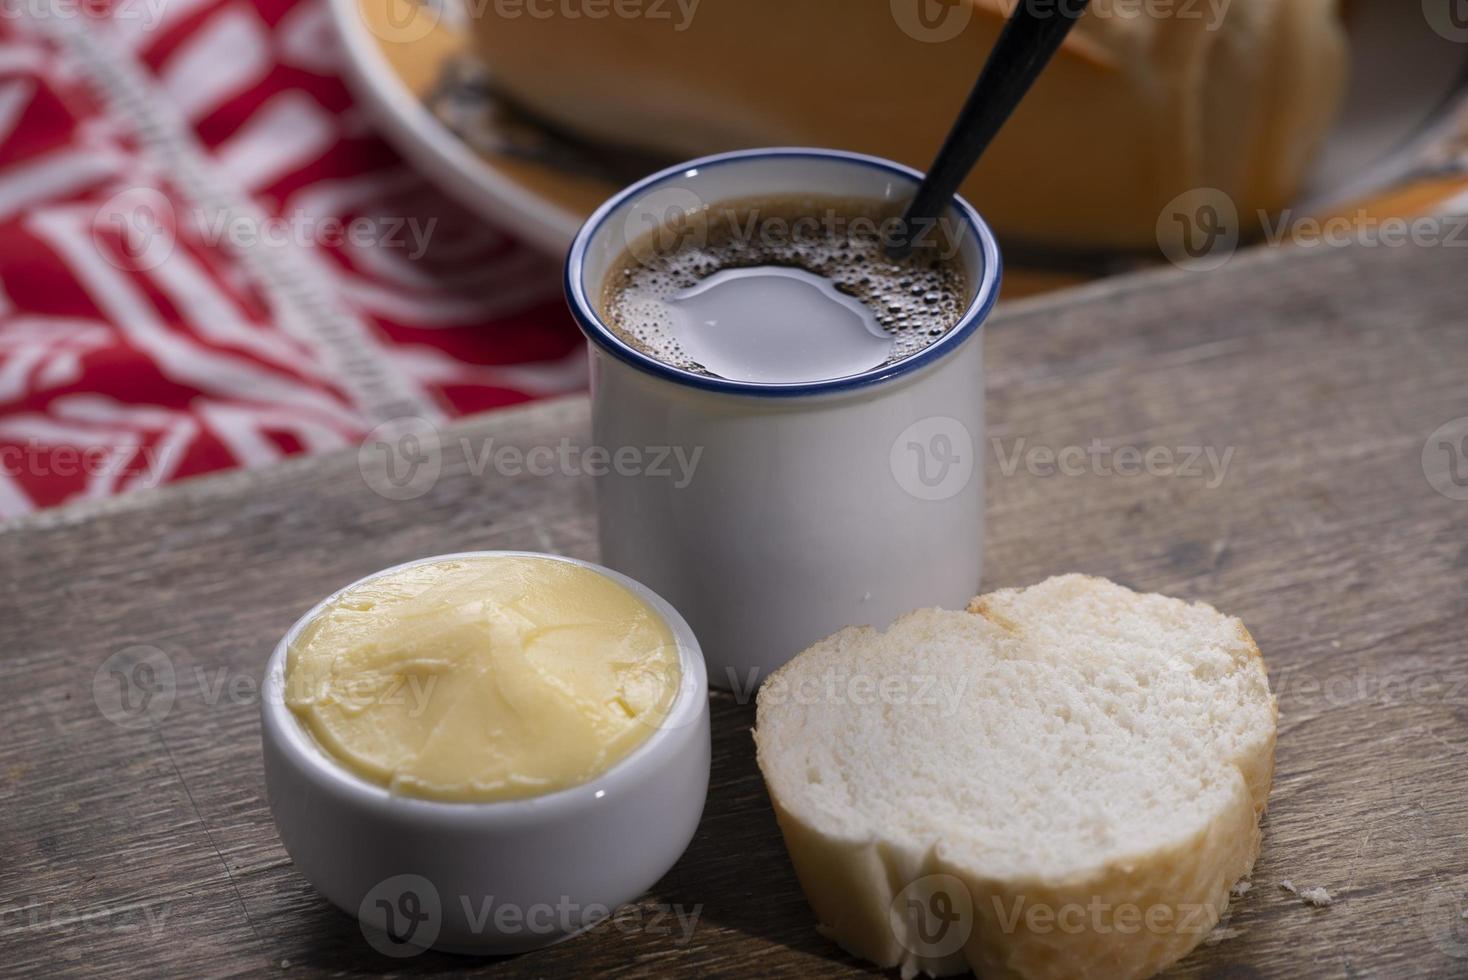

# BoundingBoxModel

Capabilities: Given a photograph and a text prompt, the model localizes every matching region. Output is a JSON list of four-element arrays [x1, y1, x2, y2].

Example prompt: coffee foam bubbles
[[599, 195, 969, 383]]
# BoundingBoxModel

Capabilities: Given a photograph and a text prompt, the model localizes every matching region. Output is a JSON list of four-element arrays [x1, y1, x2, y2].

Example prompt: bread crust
[[472, 1, 1346, 249], [753, 577, 1276, 980]]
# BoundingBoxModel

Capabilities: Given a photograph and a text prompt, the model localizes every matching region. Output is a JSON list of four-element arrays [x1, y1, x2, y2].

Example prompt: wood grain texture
[[2, 238, 1466, 978]]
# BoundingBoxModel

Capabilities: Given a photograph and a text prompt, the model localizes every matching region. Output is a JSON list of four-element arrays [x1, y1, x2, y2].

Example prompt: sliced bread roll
[[471, 0, 1347, 249], [753, 575, 1275, 980]]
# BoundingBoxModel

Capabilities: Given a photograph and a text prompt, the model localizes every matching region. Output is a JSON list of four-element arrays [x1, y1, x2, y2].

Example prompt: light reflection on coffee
[[599, 195, 969, 384]]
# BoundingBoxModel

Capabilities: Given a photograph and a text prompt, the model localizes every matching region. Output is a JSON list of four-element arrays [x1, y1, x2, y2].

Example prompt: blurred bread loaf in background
[[471, 0, 1347, 250]]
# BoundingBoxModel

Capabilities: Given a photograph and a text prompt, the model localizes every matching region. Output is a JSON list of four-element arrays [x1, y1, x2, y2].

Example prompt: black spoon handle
[[892, 0, 1091, 257]]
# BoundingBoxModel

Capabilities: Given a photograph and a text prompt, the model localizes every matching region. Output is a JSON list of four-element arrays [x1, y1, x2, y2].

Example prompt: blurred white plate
[[1302, 1, 1468, 210], [332, 0, 1468, 263], [331, 0, 593, 254]]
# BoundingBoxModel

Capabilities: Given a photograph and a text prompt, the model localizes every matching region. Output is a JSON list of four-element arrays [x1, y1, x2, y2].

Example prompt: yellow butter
[[284, 556, 681, 802]]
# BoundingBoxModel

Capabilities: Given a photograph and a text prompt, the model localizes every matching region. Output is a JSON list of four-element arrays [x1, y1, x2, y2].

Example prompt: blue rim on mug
[[564, 147, 1003, 398]]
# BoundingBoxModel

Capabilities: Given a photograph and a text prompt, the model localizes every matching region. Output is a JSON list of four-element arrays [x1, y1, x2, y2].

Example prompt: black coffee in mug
[[599, 195, 969, 384]]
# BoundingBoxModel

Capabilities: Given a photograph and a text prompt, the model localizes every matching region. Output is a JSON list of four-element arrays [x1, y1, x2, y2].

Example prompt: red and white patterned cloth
[[0, 0, 584, 517]]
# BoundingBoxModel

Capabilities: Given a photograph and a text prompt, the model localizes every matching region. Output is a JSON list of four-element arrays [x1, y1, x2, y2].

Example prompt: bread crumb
[[1280, 880, 1335, 907], [1299, 887, 1335, 907], [1230, 879, 1252, 897]]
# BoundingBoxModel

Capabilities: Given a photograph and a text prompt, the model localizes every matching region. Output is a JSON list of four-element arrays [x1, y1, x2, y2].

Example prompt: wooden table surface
[[2, 237, 1466, 979]]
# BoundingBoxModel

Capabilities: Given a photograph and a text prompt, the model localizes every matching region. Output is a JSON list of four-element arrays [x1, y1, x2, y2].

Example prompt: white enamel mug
[[565, 148, 1001, 692]]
